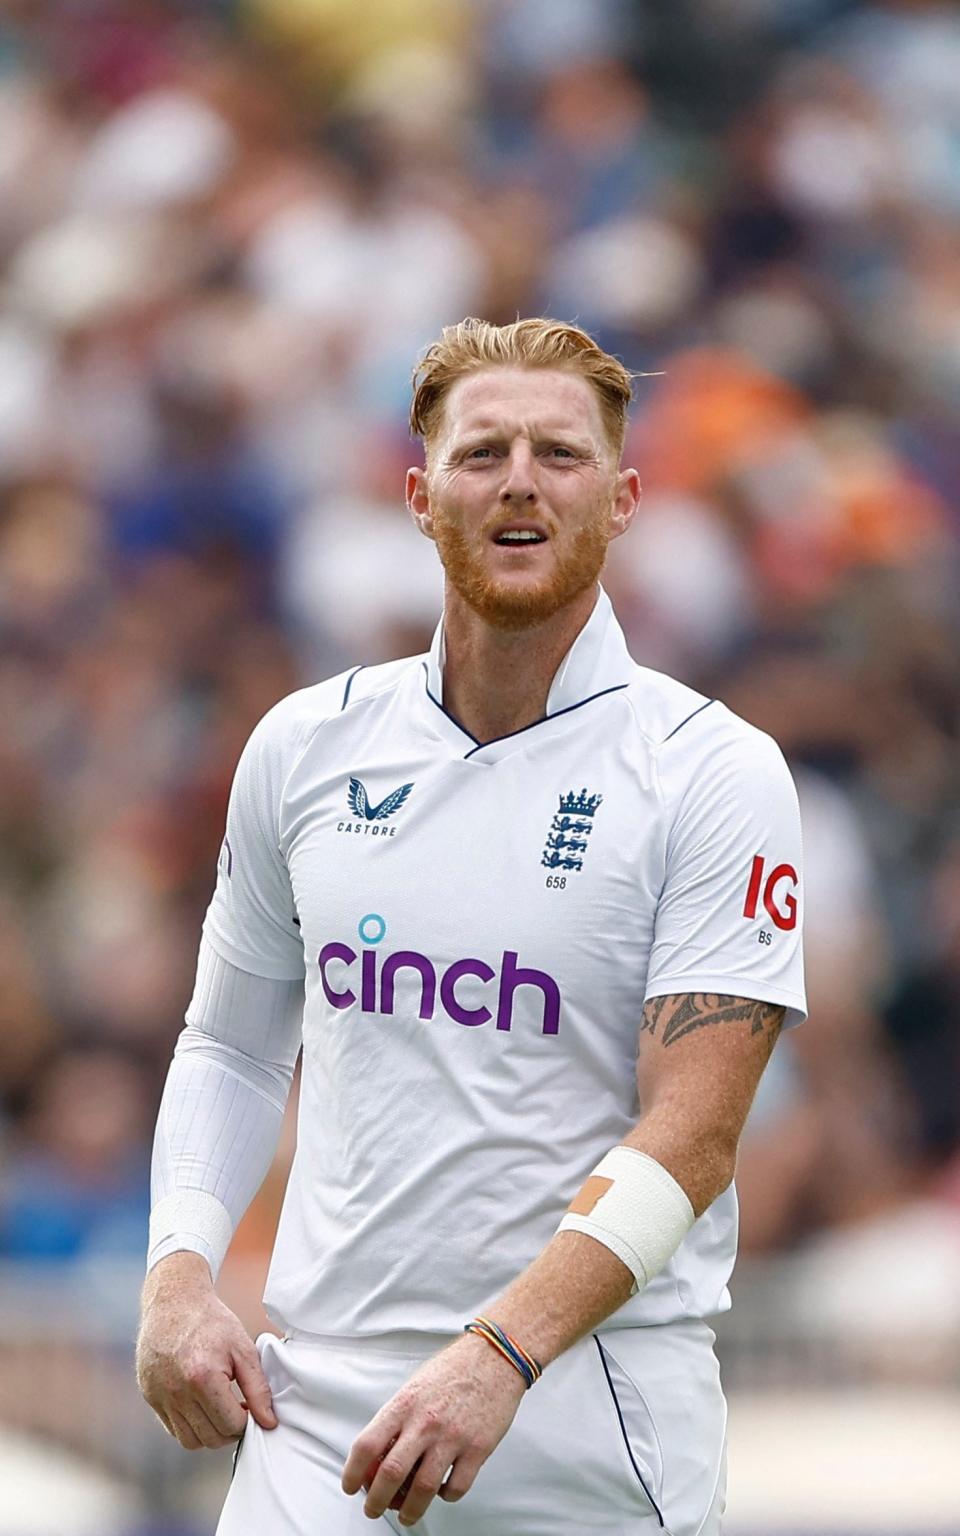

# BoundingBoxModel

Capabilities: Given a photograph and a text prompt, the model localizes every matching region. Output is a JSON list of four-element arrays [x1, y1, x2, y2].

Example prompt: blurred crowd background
[[1, 1, 959, 1532]]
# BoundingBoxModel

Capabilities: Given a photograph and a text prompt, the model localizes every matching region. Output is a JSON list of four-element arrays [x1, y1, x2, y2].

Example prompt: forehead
[[440, 367, 607, 443]]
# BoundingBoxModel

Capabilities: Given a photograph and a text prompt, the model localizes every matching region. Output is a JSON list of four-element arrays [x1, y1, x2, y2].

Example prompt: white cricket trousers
[[216, 1319, 727, 1536]]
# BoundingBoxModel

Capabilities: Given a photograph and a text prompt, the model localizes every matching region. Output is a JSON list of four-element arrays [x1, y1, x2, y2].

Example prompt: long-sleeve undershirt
[[148, 936, 303, 1279]]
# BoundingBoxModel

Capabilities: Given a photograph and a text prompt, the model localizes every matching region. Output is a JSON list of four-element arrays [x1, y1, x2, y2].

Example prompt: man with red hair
[[138, 318, 805, 1534]]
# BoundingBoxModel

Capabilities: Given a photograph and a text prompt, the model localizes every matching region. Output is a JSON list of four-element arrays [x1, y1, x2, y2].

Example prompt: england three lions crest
[[541, 788, 603, 875]]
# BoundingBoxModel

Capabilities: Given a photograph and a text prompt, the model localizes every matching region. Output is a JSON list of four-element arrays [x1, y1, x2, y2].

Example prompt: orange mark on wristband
[[567, 1175, 613, 1216]]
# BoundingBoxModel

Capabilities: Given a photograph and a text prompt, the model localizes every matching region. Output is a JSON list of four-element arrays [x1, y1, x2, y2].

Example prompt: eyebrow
[[451, 423, 595, 450]]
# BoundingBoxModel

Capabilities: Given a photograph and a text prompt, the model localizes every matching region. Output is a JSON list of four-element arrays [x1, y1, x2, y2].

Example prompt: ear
[[407, 467, 435, 539], [608, 467, 641, 543]]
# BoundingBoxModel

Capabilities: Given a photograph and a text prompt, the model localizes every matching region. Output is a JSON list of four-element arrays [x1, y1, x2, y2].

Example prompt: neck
[[440, 584, 599, 744]]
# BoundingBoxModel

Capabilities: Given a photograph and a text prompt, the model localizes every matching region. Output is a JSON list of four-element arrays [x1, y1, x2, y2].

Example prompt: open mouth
[[492, 525, 548, 546]]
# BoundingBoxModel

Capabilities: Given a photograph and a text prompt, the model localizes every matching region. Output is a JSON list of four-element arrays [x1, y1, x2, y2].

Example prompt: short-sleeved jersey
[[204, 590, 805, 1337]]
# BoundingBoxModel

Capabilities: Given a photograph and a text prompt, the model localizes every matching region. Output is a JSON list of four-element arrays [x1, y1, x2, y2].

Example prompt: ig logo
[[742, 855, 798, 932]]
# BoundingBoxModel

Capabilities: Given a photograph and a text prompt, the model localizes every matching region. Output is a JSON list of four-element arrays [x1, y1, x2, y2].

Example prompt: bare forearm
[[488, 995, 785, 1368], [486, 1227, 633, 1367], [488, 1114, 734, 1368], [486, 1150, 724, 1369], [142, 1249, 215, 1309], [624, 1099, 737, 1219]]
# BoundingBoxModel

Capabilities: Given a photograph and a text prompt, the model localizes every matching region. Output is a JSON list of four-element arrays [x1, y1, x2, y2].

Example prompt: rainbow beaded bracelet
[[463, 1316, 543, 1389]]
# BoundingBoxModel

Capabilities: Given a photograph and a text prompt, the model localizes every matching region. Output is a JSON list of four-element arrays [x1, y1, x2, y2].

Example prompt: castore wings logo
[[337, 777, 414, 838]]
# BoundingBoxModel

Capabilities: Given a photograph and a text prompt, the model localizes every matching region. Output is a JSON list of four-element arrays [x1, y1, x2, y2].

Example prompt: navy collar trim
[[420, 662, 629, 757]]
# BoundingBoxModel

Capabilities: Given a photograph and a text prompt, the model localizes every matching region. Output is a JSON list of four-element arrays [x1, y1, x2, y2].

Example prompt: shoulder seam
[[343, 657, 420, 713], [341, 665, 364, 711], [277, 661, 415, 833], [277, 715, 328, 851], [662, 697, 716, 743]]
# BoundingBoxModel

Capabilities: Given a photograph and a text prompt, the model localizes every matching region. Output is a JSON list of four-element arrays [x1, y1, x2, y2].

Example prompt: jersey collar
[[424, 586, 636, 719]]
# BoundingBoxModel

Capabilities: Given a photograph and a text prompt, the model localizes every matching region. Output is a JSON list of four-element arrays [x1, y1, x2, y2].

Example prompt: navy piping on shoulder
[[593, 1336, 665, 1528], [341, 665, 365, 711], [662, 697, 715, 742], [421, 663, 630, 757]]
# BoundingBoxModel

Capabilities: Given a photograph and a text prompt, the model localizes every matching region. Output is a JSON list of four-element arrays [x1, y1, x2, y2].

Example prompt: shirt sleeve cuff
[[643, 975, 807, 1029]]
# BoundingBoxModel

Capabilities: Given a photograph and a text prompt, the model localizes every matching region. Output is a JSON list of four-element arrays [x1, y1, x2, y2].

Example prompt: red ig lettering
[[743, 855, 798, 932]]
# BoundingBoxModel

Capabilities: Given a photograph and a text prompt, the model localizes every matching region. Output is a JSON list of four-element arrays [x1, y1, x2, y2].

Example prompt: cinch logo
[[742, 855, 799, 931], [336, 777, 414, 838], [318, 914, 561, 1035]]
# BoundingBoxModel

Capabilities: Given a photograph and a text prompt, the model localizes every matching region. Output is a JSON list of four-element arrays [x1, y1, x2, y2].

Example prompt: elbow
[[714, 1146, 739, 1206], [690, 1136, 739, 1218]]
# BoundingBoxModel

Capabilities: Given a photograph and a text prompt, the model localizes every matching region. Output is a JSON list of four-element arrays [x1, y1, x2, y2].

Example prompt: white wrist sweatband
[[557, 1146, 695, 1295], [148, 1191, 234, 1280]]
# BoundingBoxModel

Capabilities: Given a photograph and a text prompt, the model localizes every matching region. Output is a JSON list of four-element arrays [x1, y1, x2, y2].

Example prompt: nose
[[499, 443, 537, 503]]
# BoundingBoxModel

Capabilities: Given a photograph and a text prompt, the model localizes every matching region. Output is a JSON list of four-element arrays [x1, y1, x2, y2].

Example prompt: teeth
[[498, 530, 544, 542]]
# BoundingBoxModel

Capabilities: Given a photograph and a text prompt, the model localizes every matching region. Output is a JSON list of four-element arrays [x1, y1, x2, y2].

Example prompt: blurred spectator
[[0, 1046, 150, 1262]]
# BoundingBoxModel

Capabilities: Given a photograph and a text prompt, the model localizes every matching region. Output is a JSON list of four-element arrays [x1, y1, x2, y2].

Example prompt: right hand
[[136, 1250, 279, 1451]]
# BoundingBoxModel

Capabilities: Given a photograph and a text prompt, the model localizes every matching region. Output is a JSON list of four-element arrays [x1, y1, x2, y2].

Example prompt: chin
[[435, 522, 608, 633], [464, 578, 588, 632]]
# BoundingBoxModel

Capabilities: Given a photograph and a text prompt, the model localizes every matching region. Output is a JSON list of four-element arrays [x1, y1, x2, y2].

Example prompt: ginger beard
[[428, 498, 613, 633]]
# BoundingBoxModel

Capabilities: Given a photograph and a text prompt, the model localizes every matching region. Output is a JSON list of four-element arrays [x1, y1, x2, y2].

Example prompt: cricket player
[[136, 318, 805, 1534]]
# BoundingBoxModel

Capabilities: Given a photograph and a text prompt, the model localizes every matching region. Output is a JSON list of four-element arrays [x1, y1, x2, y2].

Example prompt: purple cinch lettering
[[440, 958, 495, 1026], [380, 950, 436, 1021], [496, 950, 561, 1035], [319, 942, 356, 1009], [361, 949, 377, 1012]]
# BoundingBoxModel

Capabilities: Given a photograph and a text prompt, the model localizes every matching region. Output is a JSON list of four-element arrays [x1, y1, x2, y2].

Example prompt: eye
[[465, 446, 493, 461], [548, 445, 576, 459]]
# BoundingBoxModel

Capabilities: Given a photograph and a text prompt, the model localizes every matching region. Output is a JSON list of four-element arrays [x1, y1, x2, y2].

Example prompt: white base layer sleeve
[[148, 935, 304, 1280]]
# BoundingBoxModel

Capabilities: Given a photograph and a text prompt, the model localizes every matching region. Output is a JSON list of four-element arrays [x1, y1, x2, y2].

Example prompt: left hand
[[341, 1331, 528, 1527]]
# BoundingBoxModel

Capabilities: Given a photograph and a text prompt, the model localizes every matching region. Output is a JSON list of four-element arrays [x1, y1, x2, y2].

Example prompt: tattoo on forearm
[[641, 993, 784, 1048]]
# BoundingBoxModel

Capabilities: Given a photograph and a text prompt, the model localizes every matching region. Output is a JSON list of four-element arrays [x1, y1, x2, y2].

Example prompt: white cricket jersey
[[204, 589, 805, 1337]]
